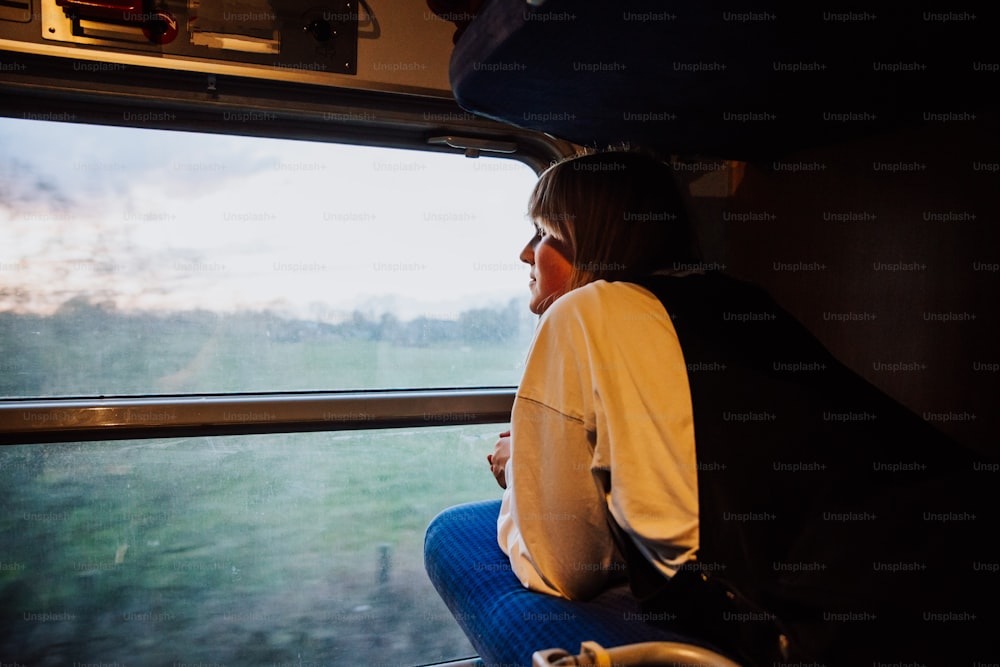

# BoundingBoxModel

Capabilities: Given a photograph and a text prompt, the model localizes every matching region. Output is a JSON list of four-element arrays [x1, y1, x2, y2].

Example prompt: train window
[[0, 425, 502, 664], [0, 116, 538, 398]]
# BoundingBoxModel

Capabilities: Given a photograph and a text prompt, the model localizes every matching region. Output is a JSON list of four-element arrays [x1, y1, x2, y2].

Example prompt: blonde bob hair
[[528, 151, 700, 291]]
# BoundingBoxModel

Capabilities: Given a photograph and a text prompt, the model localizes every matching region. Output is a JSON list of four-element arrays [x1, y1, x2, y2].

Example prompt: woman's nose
[[519, 240, 534, 264]]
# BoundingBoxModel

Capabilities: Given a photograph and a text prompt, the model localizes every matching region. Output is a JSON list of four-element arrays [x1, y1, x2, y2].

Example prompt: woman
[[488, 150, 704, 601], [424, 150, 730, 666]]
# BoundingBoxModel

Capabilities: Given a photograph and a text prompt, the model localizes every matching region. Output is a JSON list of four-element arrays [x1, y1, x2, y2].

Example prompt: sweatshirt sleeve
[[498, 398, 625, 599]]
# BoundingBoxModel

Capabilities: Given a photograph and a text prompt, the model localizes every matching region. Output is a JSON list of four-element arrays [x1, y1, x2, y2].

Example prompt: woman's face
[[519, 223, 573, 315]]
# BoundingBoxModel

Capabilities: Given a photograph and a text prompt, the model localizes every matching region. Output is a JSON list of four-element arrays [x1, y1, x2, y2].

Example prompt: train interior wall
[[675, 113, 997, 455]]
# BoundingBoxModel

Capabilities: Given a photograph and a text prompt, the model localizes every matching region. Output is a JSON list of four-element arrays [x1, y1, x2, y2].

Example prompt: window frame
[[0, 389, 515, 444], [0, 50, 573, 171], [0, 49, 572, 447]]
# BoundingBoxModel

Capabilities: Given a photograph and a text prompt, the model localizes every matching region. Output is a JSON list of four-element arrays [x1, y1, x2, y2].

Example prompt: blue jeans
[[423, 499, 716, 667]]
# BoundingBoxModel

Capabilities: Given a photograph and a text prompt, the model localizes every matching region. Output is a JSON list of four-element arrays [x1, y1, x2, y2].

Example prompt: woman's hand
[[487, 430, 511, 489]]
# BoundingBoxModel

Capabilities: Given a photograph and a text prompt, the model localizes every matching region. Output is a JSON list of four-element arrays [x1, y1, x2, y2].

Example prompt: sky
[[0, 116, 539, 321]]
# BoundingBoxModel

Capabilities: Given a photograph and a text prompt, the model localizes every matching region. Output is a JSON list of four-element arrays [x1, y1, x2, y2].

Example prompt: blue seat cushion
[[424, 499, 725, 667]]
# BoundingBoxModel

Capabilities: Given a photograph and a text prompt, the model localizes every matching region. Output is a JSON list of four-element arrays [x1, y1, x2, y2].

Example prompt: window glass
[[0, 118, 538, 397], [0, 426, 504, 665]]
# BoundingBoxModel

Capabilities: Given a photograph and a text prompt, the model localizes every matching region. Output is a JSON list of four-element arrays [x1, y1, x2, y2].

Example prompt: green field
[[0, 299, 533, 396], [1, 304, 529, 665], [1, 428, 506, 666]]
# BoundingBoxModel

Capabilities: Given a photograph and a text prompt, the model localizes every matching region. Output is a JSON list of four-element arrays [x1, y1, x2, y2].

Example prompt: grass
[[1, 305, 532, 664], [0, 426, 506, 666], [0, 303, 533, 396]]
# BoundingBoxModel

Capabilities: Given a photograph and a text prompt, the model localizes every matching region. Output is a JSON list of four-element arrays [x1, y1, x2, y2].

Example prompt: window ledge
[[0, 388, 515, 445]]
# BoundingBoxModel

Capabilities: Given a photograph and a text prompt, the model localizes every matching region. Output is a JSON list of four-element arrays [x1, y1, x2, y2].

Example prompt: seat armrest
[[532, 640, 744, 667]]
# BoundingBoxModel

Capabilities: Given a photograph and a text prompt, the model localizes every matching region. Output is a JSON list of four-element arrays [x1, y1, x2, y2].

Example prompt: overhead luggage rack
[[446, 0, 996, 159]]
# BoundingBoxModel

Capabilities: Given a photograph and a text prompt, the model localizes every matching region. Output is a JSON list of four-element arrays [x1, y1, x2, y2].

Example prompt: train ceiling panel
[[40, 0, 354, 71], [0, 0, 455, 95]]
